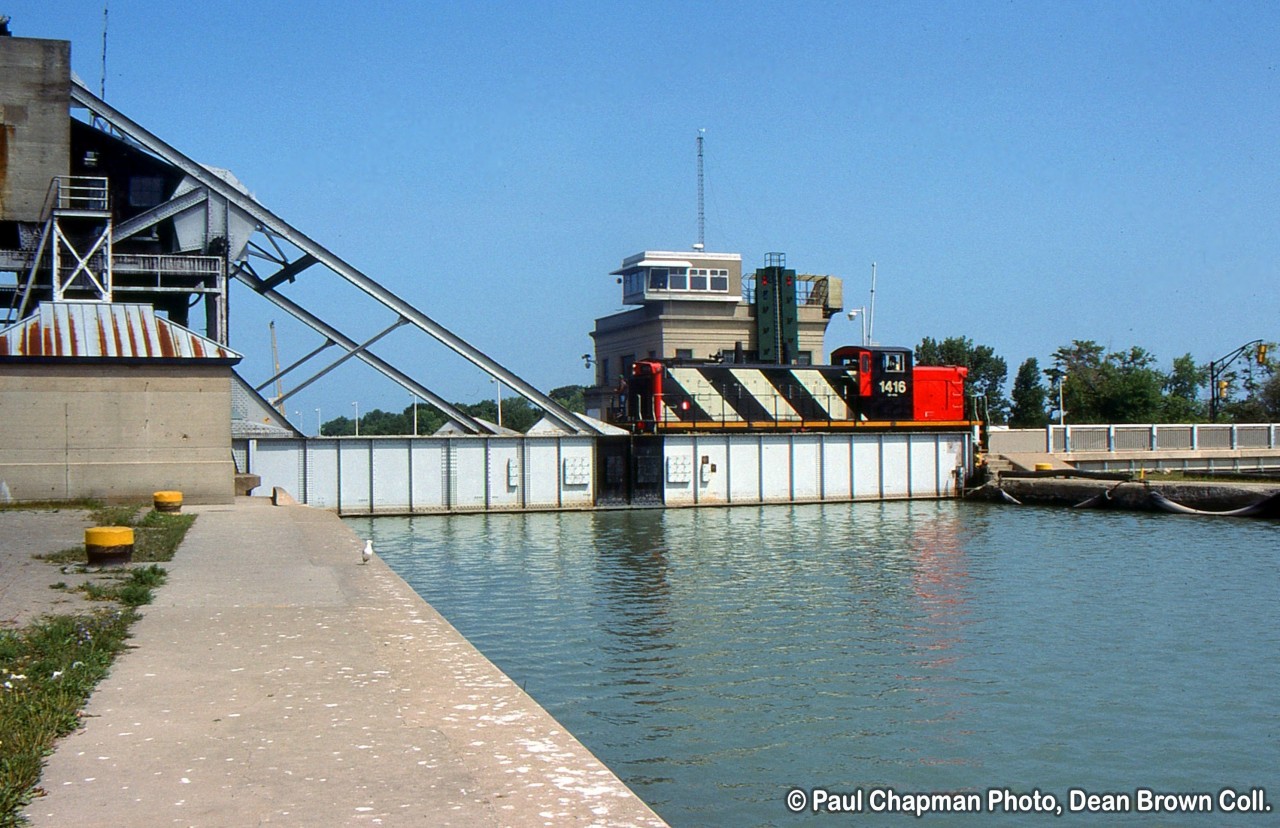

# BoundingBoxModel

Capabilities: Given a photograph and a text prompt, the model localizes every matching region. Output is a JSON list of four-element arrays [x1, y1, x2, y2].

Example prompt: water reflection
[[349, 502, 1280, 828]]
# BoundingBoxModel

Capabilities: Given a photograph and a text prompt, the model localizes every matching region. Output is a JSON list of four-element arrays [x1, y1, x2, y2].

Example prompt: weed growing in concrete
[[1, 505, 193, 825], [0, 609, 135, 822]]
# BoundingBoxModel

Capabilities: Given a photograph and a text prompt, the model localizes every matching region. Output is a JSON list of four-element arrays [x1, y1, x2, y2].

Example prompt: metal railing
[[52, 176, 110, 212], [1047, 423, 1280, 453]]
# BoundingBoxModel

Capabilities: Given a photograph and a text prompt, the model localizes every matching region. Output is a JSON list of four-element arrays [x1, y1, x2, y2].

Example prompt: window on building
[[621, 354, 636, 381], [637, 266, 732, 296], [625, 272, 644, 296], [675, 348, 693, 360], [796, 352, 812, 365], [601, 356, 610, 386]]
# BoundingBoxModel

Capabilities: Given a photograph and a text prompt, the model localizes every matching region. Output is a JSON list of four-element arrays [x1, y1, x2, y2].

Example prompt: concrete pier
[[22, 499, 667, 827], [970, 476, 1280, 514]]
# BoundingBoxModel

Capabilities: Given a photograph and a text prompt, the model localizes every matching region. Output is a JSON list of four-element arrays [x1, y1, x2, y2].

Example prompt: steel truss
[[67, 80, 600, 436]]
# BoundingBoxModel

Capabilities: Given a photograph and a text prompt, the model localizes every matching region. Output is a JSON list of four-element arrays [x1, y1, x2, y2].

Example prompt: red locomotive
[[622, 345, 969, 432]]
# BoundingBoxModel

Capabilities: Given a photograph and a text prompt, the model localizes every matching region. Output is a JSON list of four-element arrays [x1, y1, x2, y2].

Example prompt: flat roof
[[612, 250, 741, 274]]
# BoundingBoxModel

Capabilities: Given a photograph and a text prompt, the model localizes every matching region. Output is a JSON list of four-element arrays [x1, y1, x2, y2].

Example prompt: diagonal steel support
[[70, 80, 601, 436], [270, 318, 406, 407], [112, 188, 207, 243], [254, 338, 335, 394], [259, 253, 318, 291], [234, 267, 491, 433]]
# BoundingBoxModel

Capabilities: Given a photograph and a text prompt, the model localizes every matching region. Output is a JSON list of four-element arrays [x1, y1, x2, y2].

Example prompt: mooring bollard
[[85, 526, 134, 566], [153, 490, 183, 513]]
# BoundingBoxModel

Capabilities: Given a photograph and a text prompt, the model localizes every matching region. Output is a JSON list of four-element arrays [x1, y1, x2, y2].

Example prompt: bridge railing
[[988, 424, 1280, 454]]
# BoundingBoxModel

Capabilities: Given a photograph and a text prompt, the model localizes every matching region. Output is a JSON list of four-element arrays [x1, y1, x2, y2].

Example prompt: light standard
[[315, 408, 322, 437], [411, 395, 418, 436], [491, 378, 503, 429], [1058, 372, 1066, 427], [846, 307, 869, 346], [352, 401, 360, 436]]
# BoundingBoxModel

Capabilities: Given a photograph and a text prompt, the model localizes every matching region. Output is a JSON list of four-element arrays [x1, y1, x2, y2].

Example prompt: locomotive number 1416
[[878, 379, 908, 396]]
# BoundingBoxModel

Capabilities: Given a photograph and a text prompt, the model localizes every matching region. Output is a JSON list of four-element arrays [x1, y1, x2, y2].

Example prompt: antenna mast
[[868, 262, 877, 345], [694, 129, 705, 251]]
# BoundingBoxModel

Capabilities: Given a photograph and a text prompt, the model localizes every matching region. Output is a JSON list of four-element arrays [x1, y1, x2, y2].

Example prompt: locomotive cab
[[628, 360, 665, 426], [830, 345, 915, 420]]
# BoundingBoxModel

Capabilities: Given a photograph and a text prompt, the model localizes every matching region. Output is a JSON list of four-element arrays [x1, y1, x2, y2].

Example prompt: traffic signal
[[1218, 380, 1230, 400], [1258, 344, 1268, 365]]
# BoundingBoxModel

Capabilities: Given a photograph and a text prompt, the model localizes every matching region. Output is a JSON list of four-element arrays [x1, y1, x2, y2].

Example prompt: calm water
[[347, 503, 1280, 827]]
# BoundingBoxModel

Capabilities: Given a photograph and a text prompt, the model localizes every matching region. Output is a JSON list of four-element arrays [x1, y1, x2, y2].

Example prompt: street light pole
[[315, 407, 321, 437], [352, 401, 360, 436], [1058, 371, 1066, 427], [846, 307, 868, 346]]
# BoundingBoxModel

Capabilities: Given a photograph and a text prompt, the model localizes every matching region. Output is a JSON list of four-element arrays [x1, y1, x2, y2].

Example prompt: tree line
[[915, 336, 1280, 426], [321, 385, 587, 436]]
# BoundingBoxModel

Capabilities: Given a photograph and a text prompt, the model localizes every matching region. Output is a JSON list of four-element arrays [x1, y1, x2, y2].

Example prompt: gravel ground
[[0, 509, 101, 628]]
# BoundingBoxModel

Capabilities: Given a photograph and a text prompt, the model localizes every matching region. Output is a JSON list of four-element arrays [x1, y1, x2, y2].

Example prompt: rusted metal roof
[[0, 301, 241, 362]]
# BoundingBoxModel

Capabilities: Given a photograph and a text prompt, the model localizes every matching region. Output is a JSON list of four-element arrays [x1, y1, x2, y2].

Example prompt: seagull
[[361, 539, 374, 565]]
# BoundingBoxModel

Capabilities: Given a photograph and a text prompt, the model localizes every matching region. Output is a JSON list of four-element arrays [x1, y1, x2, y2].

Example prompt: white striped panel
[[729, 368, 803, 421], [669, 367, 744, 421]]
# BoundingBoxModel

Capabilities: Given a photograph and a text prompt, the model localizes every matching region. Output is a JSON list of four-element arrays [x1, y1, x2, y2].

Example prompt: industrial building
[[0, 35, 243, 501], [0, 32, 600, 504]]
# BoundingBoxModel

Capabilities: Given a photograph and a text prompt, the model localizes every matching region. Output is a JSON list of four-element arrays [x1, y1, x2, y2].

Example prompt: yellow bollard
[[1034, 463, 1053, 471], [85, 526, 134, 566], [153, 490, 183, 513]]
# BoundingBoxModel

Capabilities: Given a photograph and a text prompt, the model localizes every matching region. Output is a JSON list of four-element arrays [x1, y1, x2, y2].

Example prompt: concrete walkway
[[25, 498, 667, 827]]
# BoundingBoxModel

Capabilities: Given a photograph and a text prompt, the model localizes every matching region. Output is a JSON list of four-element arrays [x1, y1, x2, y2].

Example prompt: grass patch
[[2, 505, 194, 825], [32, 510, 194, 567], [88, 504, 143, 527], [77, 567, 168, 608], [132, 513, 195, 563], [0, 608, 136, 821]]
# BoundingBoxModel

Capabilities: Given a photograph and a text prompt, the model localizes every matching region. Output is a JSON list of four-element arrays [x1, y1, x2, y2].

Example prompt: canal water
[[347, 503, 1279, 827]]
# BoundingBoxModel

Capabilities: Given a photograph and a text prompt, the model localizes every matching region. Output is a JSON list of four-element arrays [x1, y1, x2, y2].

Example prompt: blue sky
[[9, 2, 1279, 428]]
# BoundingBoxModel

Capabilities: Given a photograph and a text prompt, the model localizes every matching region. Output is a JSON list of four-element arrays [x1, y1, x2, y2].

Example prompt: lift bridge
[[0, 43, 601, 438], [0, 36, 972, 511]]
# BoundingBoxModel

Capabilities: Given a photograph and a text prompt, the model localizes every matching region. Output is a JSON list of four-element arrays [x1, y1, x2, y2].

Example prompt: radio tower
[[694, 129, 705, 251]]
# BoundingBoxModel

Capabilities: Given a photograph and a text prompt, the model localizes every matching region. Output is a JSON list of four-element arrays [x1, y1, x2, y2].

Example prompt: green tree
[[1047, 340, 1105, 423], [1259, 372, 1280, 420], [915, 336, 1009, 423], [549, 384, 588, 413], [1049, 341, 1176, 424], [322, 415, 356, 436], [1161, 353, 1207, 422], [1009, 357, 1048, 427]]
